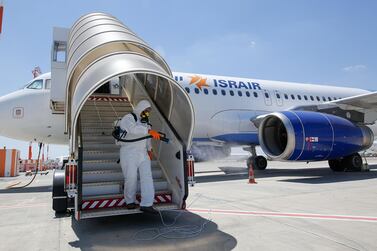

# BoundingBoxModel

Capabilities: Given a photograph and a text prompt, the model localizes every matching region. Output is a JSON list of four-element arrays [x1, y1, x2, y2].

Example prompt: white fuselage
[[0, 72, 374, 147], [174, 72, 373, 145]]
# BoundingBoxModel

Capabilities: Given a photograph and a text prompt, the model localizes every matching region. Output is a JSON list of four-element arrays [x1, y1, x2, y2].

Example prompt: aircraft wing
[[292, 91, 377, 125]]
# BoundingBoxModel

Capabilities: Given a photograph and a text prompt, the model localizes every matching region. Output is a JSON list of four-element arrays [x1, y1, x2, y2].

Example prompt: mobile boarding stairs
[[51, 13, 195, 220]]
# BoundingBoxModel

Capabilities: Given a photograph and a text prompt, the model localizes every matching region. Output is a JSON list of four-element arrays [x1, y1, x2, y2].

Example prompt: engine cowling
[[258, 111, 374, 161]]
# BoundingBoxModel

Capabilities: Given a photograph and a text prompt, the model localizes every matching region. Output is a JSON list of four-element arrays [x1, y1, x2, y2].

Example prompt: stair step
[[82, 160, 160, 171], [83, 101, 131, 106], [80, 112, 126, 118], [81, 193, 172, 210], [84, 100, 132, 106], [83, 143, 119, 151], [83, 100, 131, 106], [81, 122, 115, 128], [82, 136, 115, 144], [82, 161, 120, 171], [80, 119, 118, 126], [83, 151, 119, 161], [82, 190, 171, 201], [82, 168, 163, 183], [82, 179, 169, 196], [81, 128, 114, 135], [83, 170, 123, 183], [80, 203, 178, 219], [81, 106, 132, 113], [81, 122, 114, 131]]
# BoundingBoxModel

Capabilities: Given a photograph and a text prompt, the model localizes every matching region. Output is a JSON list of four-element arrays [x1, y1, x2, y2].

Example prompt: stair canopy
[[65, 13, 195, 156]]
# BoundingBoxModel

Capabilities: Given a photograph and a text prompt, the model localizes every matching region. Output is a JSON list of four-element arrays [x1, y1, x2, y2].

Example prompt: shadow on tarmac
[[69, 210, 237, 251], [0, 185, 52, 194], [278, 165, 377, 184], [195, 164, 377, 184]]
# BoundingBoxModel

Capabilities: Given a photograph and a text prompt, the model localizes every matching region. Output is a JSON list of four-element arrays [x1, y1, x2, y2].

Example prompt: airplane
[[0, 71, 376, 172]]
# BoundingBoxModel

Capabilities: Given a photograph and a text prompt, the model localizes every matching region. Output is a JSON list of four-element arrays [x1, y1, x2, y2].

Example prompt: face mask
[[140, 110, 150, 123]]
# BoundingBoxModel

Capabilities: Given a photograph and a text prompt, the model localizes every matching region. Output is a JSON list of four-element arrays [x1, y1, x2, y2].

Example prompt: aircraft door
[[263, 90, 272, 106], [274, 90, 283, 106]]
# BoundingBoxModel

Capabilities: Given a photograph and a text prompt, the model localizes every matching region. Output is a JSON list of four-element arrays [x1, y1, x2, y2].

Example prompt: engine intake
[[258, 111, 374, 161]]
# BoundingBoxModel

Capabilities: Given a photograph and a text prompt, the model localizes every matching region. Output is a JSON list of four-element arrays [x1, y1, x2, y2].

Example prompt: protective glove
[[148, 150, 153, 160], [148, 129, 161, 140]]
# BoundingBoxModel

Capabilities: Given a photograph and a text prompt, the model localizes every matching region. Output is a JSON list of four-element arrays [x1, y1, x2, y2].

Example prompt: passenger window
[[297, 95, 302, 100], [265, 92, 269, 98], [322, 96, 326, 101], [254, 92, 258, 97], [45, 79, 51, 89], [238, 90, 242, 97], [284, 94, 288, 99], [310, 96, 314, 101], [27, 80, 43, 90], [203, 88, 209, 95], [291, 94, 295, 100], [316, 96, 320, 101], [212, 89, 218, 95], [328, 97, 332, 101], [194, 88, 200, 94], [229, 90, 234, 96], [245, 91, 250, 97], [221, 90, 226, 96], [276, 93, 281, 99], [185, 87, 190, 93], [333, 97, 337, 100], [304, 95, 308, 100]]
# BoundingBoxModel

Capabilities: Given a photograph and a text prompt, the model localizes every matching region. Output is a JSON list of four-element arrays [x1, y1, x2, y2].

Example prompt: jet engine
[[258, 111, 373, 161]]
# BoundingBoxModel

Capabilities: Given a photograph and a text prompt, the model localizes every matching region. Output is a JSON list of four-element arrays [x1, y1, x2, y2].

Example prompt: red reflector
[[0, 5, 4, 34], [65, 165, 70, 186]]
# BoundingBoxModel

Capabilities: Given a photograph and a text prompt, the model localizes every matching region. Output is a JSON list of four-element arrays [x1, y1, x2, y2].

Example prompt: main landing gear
[[328, 153, 363, 172], [244, 146, 268, 170]]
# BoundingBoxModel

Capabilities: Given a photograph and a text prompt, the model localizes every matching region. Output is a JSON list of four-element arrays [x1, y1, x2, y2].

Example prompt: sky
[[0, 0, 376, 158]]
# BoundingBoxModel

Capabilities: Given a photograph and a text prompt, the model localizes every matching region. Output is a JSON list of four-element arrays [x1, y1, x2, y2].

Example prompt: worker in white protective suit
[[119, 100, 161, 214]]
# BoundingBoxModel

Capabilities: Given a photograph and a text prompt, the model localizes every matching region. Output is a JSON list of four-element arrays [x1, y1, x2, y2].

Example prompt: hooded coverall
[[119, 100, 155, 207]]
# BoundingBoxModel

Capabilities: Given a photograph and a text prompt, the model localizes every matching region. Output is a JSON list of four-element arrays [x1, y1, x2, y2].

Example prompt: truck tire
[[52, 169, 68, 213]]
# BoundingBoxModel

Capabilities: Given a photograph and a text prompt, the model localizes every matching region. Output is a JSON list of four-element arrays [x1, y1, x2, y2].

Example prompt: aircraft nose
[[0, 96, 7, 134], [0, 93, 16, 136]]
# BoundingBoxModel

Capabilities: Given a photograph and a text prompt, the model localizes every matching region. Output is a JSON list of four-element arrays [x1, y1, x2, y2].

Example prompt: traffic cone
[[248, 161, 257, 184]]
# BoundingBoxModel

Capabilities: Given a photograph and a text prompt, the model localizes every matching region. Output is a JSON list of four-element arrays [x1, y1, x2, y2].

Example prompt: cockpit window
[[45, 79, 51, 89], [27, 80, 43, 89]]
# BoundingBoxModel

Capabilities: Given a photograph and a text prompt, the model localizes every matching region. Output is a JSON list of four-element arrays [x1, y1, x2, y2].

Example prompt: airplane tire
[[52, 169, 68, 213], [344, 153, 363, 171], [253, 156, 268, 170], [328, 159, 345, 172]]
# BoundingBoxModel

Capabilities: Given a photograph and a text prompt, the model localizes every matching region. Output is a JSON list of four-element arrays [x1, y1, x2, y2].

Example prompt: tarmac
[[1, 157, 377, 251]]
